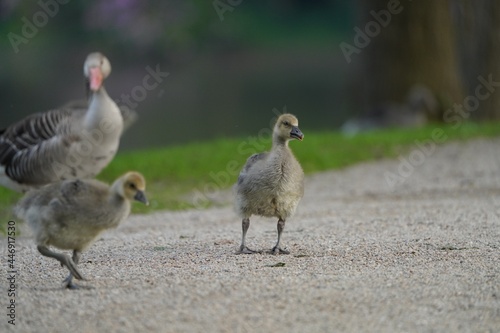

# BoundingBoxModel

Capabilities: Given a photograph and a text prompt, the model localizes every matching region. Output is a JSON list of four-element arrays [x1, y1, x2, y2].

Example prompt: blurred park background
[[1, 0, 499, 150]]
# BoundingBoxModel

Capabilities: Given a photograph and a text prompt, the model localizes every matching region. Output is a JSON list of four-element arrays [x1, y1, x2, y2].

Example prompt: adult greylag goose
[[0, 52, 124, 192], [14, 171, 148, 289], [235, 114, 304, 254], [60, 100, 137, 133]]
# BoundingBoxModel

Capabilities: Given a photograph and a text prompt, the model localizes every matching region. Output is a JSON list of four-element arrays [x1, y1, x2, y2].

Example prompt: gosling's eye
[[283, 121, 290, 126], [128, 182, 136, 190]]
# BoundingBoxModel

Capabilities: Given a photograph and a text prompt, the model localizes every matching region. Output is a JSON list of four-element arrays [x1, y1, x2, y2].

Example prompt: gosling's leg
[[37, 245, 84, 282], [270, 219, 290, 255], [62, 250, 82, 289], [237, 218, 259, 254]]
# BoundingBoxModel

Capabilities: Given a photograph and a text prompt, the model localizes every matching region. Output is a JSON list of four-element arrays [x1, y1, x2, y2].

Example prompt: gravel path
[[2, 138, 499, 333]]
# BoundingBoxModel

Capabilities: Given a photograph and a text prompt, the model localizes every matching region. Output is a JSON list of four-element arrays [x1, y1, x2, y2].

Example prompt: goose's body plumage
[[15, 171, 148, 288], [60, 99, 137, 133], [235, 114, 304, 254], [0, 52, 124, 192]]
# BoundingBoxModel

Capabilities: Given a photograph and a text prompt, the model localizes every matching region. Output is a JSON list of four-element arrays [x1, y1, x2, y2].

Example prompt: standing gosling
[[235, 114, 304, 254], [14, 172, 148, 289]]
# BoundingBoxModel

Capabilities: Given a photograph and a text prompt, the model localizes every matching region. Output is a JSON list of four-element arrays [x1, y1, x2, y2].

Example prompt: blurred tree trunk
[[360, 0, 464, 121], [454, 0, 500, 120]]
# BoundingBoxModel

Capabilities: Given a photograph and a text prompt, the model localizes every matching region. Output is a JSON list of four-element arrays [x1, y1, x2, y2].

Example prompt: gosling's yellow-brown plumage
[[235, 114, 304, 254], [14, 171, 148, 288]]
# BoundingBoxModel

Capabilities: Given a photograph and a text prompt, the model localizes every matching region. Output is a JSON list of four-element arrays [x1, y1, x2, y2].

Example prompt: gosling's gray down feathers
[[235, 113, 304, 254], [0, 52, 124, 192], [14, 171, 148, 288]]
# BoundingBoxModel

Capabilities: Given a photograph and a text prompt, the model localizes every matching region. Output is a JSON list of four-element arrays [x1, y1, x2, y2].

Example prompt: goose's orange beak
[[89, 67, 103, 92]]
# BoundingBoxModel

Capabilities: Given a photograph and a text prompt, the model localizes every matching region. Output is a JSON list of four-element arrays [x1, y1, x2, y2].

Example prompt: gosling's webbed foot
[[63, 273, 77, 290], [62, 275, 94, 290], [237, 246, 261, 254], [63, 280, 80, 290], [269, 246, 290, 255]]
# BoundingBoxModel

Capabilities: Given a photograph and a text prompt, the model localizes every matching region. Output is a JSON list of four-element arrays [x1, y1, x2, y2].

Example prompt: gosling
[[14, 172, 148, 289], [235, 114, 304, 254]]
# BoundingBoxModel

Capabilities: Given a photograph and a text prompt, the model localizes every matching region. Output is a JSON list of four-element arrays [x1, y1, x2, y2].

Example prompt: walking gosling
[[14, 172, 148, 289], [235, 114, 304, 254]]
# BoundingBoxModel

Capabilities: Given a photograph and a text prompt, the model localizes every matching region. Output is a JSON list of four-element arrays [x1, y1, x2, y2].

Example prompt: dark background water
[[0, 1, 359, 150], [2, 1, 497, 151]]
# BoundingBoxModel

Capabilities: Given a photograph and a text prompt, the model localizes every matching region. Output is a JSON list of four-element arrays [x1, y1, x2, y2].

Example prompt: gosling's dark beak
[[134, 190, 149, 205], [290, 126, 304, 141]]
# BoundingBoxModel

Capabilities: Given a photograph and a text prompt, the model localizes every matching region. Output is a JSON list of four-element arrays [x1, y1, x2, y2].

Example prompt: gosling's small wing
[[33, 179, 109, 225], [16, 179, 102, 212], [14, 181, 64, 220], [58, 178, 108, 206], [237, 152, 268, 185]]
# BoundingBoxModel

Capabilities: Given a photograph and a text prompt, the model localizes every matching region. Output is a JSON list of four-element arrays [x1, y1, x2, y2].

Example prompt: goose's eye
[[128, 182, 136, 190], [283, 121, 290, 127]]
